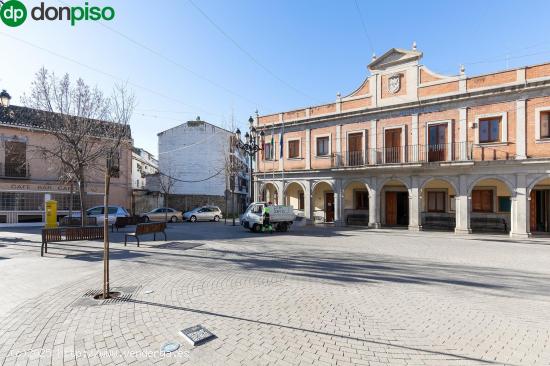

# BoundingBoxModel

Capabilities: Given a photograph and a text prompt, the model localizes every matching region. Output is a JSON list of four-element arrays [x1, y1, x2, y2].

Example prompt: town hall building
[[253, 44, 550, 237]]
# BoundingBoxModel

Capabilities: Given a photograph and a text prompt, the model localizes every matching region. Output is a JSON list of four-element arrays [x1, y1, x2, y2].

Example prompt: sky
[[1, 0, 550, 157]]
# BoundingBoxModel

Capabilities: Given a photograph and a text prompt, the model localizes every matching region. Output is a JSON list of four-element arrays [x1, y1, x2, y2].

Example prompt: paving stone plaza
[[0, 224, 549, 365]]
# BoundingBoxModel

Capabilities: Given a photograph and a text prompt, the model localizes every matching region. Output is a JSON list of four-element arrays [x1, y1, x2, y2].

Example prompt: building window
[[298, 192, 305, 210], [541, 111, 550, 139], [4, 141, 27, 178], [316, 136, 329, 156], [264, 143, 274, 160], [427, 191, 446, 212], [288, 140, 300, 159], [498, 196, 511, 212], [479, 117, 500, 143], [472, 189, 493, 212], [355, 191, 369, 210]]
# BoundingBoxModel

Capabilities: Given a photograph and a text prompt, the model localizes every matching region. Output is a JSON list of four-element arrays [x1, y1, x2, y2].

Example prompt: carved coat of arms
[[388, 74, 401, 94]]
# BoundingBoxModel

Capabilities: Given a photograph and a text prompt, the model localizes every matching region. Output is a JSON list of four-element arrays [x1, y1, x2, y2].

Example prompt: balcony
[[0, 162, 31, 179], [331, 142, 513, 168]]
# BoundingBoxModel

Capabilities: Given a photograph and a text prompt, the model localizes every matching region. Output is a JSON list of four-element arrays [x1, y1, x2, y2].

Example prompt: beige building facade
[[254, 46, 550, 237], [0, 105, 132, 225]]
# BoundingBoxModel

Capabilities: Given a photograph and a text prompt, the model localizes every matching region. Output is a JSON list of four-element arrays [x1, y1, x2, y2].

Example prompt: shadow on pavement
[[127, 298, 502, 365]]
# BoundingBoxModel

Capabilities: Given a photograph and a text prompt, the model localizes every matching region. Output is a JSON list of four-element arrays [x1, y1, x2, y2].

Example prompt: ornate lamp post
[[235, 115, 264, 203], [0, 90, 11, 107]]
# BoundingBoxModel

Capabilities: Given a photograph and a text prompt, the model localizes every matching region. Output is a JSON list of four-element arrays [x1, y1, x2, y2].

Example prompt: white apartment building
[[157, 118, 249, 212], [131, 147, 158, 189]]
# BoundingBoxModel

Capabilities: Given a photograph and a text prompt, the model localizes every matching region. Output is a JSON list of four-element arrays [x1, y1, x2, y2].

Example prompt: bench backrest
[[66, 227, 103, 240], [60, 216, 98, 227], [135, 222, 166, 235], [43, 226, 103, 241]]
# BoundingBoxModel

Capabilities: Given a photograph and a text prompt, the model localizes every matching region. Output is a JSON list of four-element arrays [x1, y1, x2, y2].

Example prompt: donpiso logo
[[0, 1, 115, 27], [0, 0, 27, 27]]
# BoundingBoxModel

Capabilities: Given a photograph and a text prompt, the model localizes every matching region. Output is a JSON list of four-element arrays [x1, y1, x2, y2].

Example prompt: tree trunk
[[232, 190, 236, 226], [103, 172, 111, 299], [69, 182, 74, 219], [78, 179, 87, 227]]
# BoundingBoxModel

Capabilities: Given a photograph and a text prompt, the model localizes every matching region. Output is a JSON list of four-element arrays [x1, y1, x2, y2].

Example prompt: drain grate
[[69, 286, 140, 307]]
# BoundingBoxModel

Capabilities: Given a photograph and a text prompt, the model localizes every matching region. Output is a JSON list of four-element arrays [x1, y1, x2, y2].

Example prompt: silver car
[[141, 208, 181, 223], [183, 206, 223, 222], [73, 205, 130, 225]]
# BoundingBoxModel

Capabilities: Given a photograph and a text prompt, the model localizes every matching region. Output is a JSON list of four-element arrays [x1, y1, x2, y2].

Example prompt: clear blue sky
[[1, 0, 550, 156]]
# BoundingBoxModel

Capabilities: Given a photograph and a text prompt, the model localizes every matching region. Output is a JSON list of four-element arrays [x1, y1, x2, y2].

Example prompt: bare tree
[[22, 67, 115, 225], [101, 83, 135, 299], [159, 168, 176, 221], [22, 67, 135, 298]]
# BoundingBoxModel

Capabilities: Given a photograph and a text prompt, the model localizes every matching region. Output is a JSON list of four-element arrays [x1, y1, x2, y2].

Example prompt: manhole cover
[[161, 342, 180, 353]]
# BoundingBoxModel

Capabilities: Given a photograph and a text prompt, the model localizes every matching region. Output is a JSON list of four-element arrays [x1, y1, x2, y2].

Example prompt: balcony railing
[[0, 162, 31, 179], [331, 142, 519, 168]]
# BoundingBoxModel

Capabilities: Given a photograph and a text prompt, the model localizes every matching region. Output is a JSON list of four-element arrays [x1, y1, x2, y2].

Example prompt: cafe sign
[[0, 182, 103, 193]]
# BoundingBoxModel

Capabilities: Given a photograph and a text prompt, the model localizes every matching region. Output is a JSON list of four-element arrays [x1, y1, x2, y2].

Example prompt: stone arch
[[377, 176, 411, 191], [311, 180, 335, 192], [467, 175, 514, 196], [284, 181, 306, 211], [379, 178, 410, 226], [311, 181, 335, 223], [527, 174, 550, 234], [527, 174, 550, 193], [468, 176, 514, 233], [343, 180, 370, 226], [419, 176, 458, 195], [260, 182, 279, 203]]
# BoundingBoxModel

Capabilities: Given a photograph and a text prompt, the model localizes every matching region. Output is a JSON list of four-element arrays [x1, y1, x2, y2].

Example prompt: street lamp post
[[235, 115, 264, 204], [0, 90, 12, 108]]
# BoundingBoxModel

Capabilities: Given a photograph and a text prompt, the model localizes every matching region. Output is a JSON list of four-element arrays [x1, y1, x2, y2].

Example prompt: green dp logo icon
[[0, 0, 27, 27]]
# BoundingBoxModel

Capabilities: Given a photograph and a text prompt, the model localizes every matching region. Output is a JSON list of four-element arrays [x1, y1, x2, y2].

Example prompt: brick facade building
[[0, 104, 132, 225], [254, 46, 550, 237]]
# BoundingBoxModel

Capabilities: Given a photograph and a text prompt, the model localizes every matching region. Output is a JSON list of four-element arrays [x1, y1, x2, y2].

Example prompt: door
[[385, 128, 402, 163], [530, 190, 537, 232], [325, 193, 335, 222], [532, 190, 550, 232], [385, 192, 397, 225], [347, 133, 363, 166], [428, 124, 447, 162], [396, 192, 409, 225]]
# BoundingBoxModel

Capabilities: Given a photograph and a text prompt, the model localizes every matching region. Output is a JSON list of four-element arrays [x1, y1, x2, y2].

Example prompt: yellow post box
[[45, 200, 58, 228]]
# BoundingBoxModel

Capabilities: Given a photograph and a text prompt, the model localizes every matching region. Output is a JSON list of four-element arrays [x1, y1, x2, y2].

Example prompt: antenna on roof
[[412, 41, 417, 51], [460, 65, 465, 76], [371, 53, 377, 62]]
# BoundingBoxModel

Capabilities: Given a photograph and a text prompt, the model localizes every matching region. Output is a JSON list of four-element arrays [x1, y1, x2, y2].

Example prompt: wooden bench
[[346, 214, 369, 226], [111, 216, 145, 232], [124, 222, 167, 247], [471, 216, 508, 233], [59, 216, 97, 227], [422, 213, 455, 230], [41, 226, 103, 256]]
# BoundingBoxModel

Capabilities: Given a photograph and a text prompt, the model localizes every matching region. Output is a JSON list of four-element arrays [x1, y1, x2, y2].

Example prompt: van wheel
[[190, 215, 197, 223], [252, 224, 261, 233]]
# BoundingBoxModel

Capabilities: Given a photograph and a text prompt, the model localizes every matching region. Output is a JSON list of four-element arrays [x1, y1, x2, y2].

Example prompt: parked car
[[141, 207, 181, 223], [183, 206, 223, 222], [73, 205, 130, 225]]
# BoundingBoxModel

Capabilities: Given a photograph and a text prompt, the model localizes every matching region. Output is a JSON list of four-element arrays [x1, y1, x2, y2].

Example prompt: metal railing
[[0, 162, 31, 178]]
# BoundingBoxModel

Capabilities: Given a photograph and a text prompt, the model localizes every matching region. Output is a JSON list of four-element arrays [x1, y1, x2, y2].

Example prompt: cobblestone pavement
[[1, 223, 550, 365]]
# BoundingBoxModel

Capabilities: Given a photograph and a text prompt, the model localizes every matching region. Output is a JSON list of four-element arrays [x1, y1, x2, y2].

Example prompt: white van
[[241, 202, 296, 232]]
